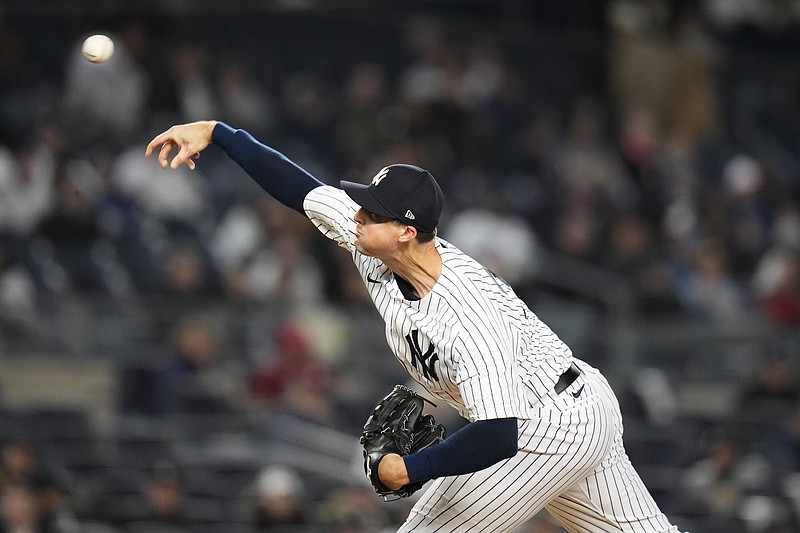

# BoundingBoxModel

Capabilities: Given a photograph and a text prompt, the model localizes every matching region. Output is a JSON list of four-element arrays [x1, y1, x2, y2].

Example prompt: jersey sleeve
[[303, 185, 359, 253]]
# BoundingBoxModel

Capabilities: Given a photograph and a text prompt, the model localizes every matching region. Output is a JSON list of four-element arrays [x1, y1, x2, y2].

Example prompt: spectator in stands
[[675, 239, 750, 325], [151, 317, 236, 416], [0, 241, 37, 344], [248, 322, 338, 425], [738, 350, 800, 422], [753, 247, 800, 328], [331, 62, 391, 171], [236, 224, 325, 304], [772, 202, 800, 250], [602, 212, 683, 317], [677, 426, 772, 521], [211, 194, 325, 303], [280, 71, 337, 153], [139, 461, 190, 526], [778, 406, 800, 473], [321, 483, 390, 533], [208, 198, 267, 291], [0, 440, 41, 491], [0, 483, 41, 533], [551, 101, 635, 215], [171, 42, 218, 123], [250, 465, 308, 529], [720, 154, 772, 277], [0, 135, 57, 244], [398, 16, 455, 106], [31, 471, 78, 533], [216, 59, 276, 141], [35, 157, 109, 293], [160, 243, 220, 298], [118, 316, 240, 417]]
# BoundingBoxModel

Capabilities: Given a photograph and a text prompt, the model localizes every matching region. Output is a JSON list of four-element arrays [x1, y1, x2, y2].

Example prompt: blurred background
[[0, 0, 799, 531]]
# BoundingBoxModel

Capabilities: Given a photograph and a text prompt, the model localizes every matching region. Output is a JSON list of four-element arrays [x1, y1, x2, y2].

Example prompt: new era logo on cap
[[340, 164, 444, 232]]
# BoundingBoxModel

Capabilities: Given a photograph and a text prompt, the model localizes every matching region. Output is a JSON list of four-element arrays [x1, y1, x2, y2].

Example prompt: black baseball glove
[[359, 384, 446, 500]]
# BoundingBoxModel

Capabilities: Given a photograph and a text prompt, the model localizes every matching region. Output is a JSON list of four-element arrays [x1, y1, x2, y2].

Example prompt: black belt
[[554, 363, 581, 394]]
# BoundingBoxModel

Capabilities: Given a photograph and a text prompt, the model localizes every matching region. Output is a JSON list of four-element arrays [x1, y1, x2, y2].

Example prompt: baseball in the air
[[82, 34, 115, 64]]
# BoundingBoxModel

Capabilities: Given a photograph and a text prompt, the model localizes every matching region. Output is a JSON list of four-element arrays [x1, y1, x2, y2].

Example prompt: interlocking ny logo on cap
[[371, 167, 390, 187], [341, 163, 443, 232]]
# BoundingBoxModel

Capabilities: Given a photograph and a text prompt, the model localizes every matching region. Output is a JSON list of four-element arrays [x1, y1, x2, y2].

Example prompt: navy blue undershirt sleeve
[[403, 417, 518, 483], [211, 122, 325, 214]]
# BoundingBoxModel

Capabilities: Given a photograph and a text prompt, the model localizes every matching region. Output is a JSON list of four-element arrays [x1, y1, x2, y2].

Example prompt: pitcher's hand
[[145, 120, 218, 170], [377, 453, 410, 491]]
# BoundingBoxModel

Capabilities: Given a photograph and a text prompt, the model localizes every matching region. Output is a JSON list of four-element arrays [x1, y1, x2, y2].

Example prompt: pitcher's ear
[[397, 224, 418, 243]]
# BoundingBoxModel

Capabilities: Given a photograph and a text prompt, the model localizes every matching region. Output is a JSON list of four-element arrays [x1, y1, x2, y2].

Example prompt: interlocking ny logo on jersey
[[405, 330, 439, 381], [371, 167, 390, 186]]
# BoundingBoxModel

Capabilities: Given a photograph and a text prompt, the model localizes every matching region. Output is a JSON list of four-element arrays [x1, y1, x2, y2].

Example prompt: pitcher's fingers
[[144, 139, 157, 157], [158, 142, 175, 168], [171, 143, 194, 169], [171, 154, 196, 170], [187, 153, 200, 170], [145, 131, 173, 157], [182, 151, 199, 170]]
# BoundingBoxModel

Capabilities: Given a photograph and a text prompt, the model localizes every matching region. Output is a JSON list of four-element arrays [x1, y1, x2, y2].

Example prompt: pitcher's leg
[[536, 364, 680, 533], [398, 453, 573, 533], [545, 441, 680, 532], [398, 407, 614, 532], [397, 455, 548, 532]]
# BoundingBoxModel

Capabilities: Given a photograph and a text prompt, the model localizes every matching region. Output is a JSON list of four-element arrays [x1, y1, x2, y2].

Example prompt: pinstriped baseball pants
[[398, 362, 681, 532]]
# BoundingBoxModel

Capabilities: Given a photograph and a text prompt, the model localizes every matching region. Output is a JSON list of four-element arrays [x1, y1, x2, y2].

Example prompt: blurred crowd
[[0, 1, 798, 330], [1, 0, 800, 531]]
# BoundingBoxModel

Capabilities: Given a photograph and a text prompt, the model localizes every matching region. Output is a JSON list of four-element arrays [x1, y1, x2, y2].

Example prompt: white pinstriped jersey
[[304, 185, 681, 532], [304, 185, 572, 421]]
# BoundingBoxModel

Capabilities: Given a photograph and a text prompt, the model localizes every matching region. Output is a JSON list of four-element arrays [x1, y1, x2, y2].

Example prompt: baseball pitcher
[[146, 121, 682, 533]]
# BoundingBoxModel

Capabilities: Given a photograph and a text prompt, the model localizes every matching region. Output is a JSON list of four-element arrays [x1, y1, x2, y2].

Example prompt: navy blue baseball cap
[[341, 164, 444, 232]]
